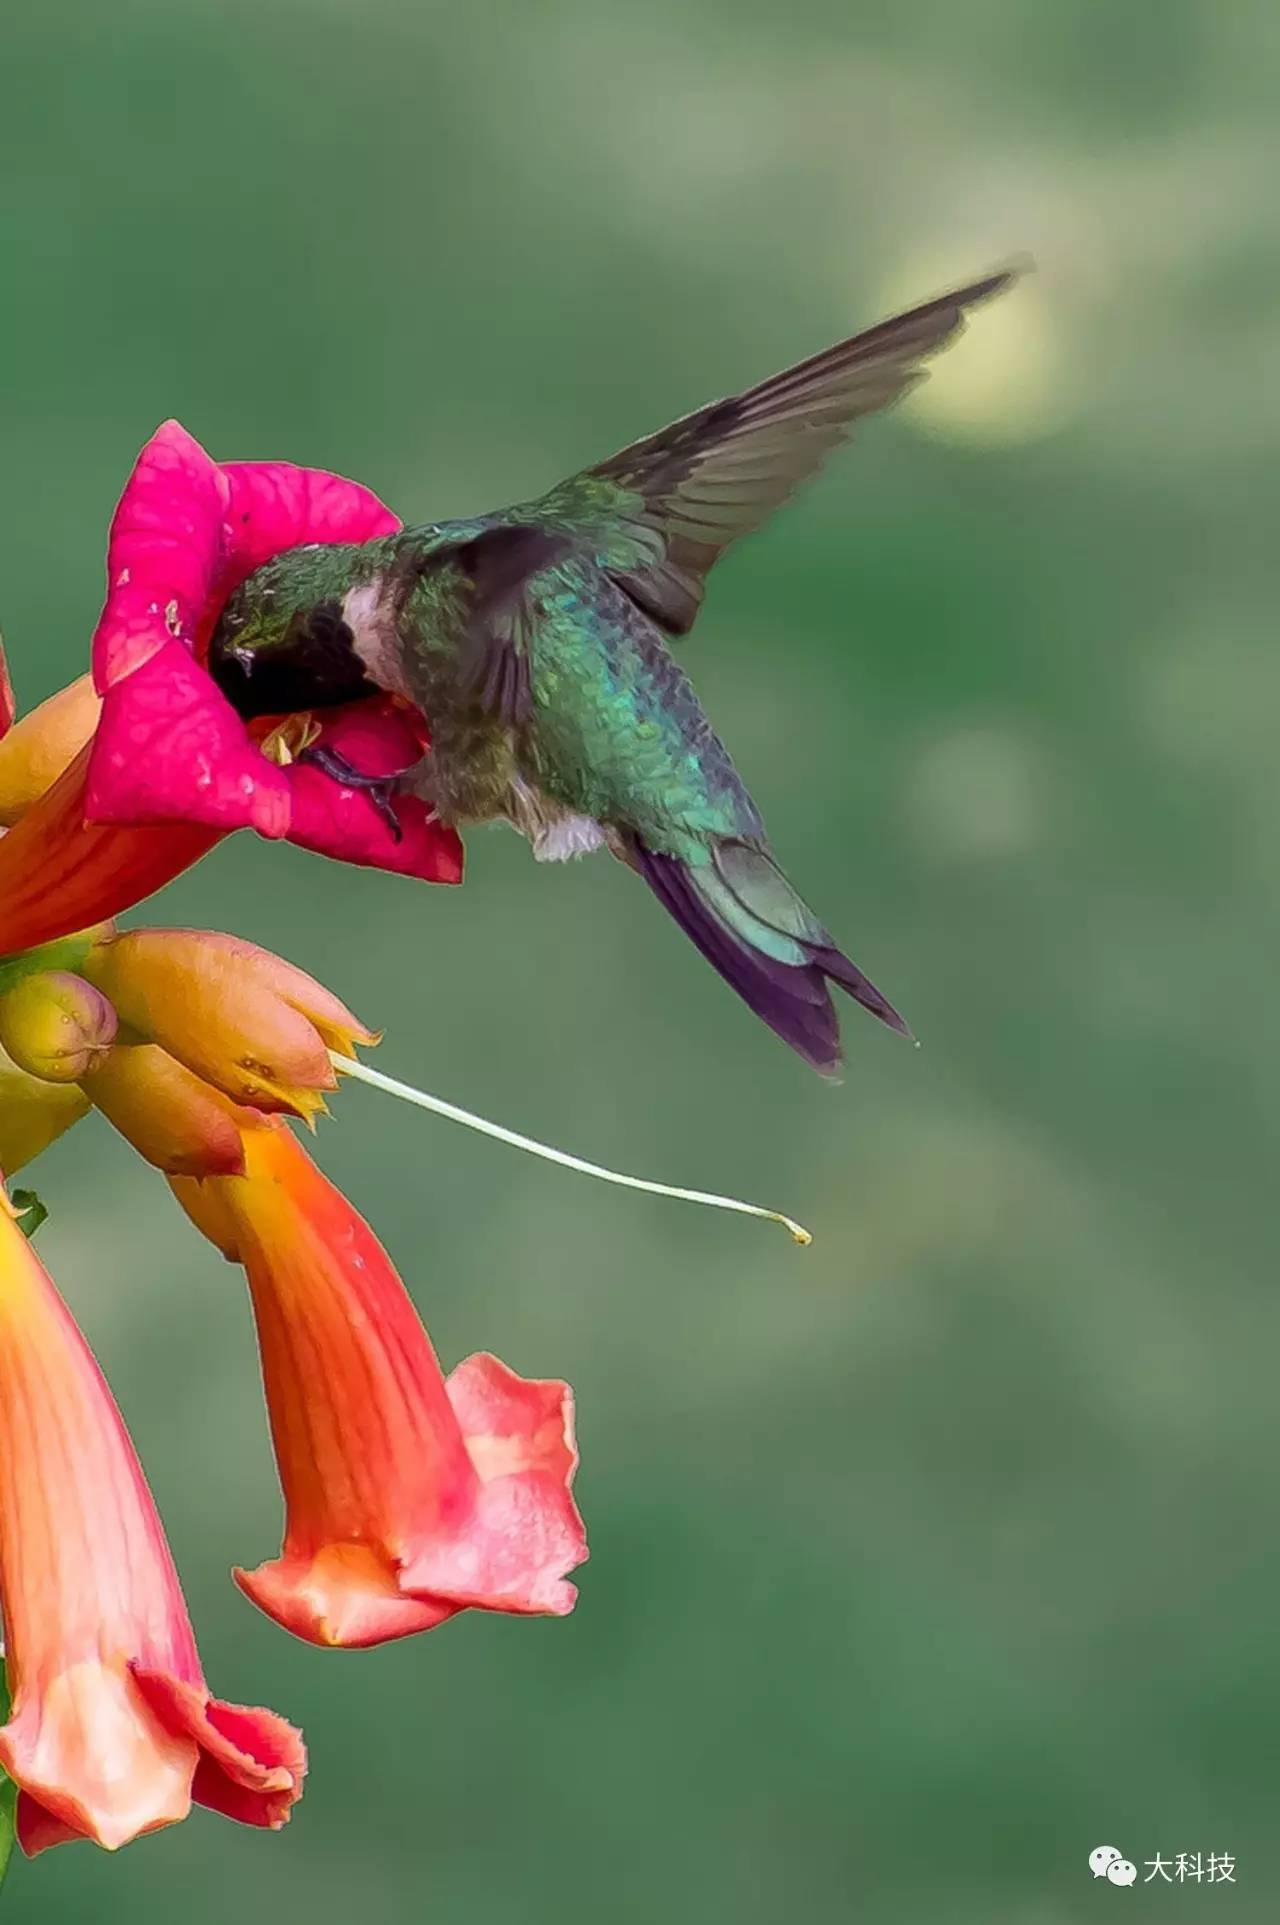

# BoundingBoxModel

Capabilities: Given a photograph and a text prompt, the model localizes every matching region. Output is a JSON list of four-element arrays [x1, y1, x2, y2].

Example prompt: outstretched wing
[[539, 268, 1018, 636]]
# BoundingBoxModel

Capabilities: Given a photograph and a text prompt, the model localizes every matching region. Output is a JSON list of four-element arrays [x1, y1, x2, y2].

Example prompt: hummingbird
[[210, 270, 1015, 1075]]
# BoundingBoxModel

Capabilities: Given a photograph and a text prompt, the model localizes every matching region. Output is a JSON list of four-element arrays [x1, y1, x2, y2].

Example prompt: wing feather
[[575, 268, 1020, 633]]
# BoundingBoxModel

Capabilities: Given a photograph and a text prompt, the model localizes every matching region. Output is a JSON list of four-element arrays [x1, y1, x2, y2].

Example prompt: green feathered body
[[387, 520, 763, 861], [209, 269, 1015, 1066]]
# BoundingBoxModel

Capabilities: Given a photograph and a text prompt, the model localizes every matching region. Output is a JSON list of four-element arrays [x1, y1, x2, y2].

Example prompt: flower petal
[[86, 628, 464, 884], [0, 674, 102, 827], [16, 1797, 90, 1856], [217, 459, 399, 594], [402, 1353, 584, 1617], [83, 1043, 252, 1177], [0, 747, 218, 961], [91, 429, 401, 687], [3, 1663, 193, 1854], [91, 421, 228, 692], [132, 1673, 305, 1832], [0, 637, 15, 739], [285, 702, 465, 883], [234, 1545, 456, 1651], [87, 636, 292, 838]]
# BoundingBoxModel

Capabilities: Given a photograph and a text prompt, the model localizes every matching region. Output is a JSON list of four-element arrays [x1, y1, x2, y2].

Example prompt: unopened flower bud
[[81, 1043, 254, 1178], [82, 930, 376, 1121], [0, 970, 116, 1083]]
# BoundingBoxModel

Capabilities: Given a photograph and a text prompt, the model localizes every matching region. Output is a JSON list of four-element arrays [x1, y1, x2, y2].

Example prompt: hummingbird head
[[209, 576, 377, 721]]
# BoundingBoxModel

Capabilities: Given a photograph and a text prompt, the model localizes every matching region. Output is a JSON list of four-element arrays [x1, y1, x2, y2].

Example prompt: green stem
[[0, 929, 102, 998]]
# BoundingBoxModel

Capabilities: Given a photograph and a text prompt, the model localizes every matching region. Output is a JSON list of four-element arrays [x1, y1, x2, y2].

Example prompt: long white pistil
[[330, 1051, 811, 1245]]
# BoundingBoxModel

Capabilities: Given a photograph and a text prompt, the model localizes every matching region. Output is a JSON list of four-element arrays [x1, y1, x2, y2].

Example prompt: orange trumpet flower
[[0, 1183, 305, 1854], [173, 1123, 586, 1648]]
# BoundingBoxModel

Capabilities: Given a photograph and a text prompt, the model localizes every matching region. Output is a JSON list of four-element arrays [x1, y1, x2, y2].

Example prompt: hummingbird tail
[[628, 837, 910, 1076]]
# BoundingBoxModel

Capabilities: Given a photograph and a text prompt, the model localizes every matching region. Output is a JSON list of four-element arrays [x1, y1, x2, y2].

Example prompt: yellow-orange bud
[[0, 970, 116, 1082], [81, 1043, 255, 1178], [83, 930, 376, 1122]]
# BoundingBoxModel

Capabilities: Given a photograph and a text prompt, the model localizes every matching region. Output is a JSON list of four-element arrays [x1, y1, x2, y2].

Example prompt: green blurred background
[[3, 1, 1277, 1918]]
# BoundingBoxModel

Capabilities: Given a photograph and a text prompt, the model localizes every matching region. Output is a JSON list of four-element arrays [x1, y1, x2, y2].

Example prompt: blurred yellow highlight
[[884, 262, 1064, 444]]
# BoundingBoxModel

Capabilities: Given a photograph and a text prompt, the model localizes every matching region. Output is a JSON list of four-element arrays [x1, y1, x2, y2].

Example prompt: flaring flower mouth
[[84, 419, 461, 879], [0, 423, 463, 957], [172, 1122, 588, 1648], [0, 1183, 305, 1854]]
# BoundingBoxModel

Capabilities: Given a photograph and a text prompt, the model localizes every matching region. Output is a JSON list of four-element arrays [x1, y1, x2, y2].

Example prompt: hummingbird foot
[[299, 744, 407, 843]]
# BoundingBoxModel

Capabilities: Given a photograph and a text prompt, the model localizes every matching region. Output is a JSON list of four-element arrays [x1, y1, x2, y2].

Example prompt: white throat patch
[[341, 581, 413, 698]]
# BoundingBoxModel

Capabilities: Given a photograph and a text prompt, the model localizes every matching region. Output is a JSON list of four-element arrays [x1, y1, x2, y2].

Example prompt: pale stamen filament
[[330, 1050, 811, 1245]]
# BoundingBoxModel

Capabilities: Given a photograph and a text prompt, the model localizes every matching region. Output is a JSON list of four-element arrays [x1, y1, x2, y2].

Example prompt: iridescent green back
[[519, 557, 763, 855]]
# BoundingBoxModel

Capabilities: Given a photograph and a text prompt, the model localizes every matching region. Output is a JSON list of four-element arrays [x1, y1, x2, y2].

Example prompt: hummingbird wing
[[538, 268, 1017, 636], [448, 523, 571, 727], [390, 520, 573, 730]]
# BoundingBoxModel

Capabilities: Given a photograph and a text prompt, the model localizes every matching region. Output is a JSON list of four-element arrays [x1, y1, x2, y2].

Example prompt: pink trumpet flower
[[0, 425, 462, 958]]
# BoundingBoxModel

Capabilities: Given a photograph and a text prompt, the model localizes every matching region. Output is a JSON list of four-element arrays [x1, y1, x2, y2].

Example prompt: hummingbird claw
[[298, 744, 406, 844]]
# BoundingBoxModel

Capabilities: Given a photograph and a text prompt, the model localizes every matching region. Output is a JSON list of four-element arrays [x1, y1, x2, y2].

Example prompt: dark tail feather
[[628, 838, 909, 1076]]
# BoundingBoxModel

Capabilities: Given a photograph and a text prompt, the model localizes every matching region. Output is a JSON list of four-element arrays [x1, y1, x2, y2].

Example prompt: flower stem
[[330, 1051, 811, 1245]]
